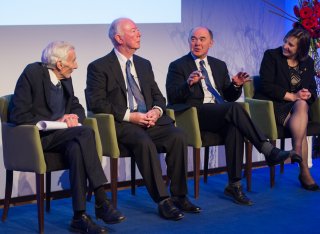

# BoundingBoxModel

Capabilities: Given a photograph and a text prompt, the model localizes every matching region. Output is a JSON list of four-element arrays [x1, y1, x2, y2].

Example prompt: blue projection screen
[[0, 0, 181, 25]]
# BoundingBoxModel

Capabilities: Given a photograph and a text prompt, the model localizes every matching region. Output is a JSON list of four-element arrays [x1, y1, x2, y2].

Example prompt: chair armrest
[[166, 109, 175, 121], [174, 107, 202, 148], [2, 123, 46, 174], [310, 97, 320, 124], [238, 102, 250, 117], [83, 118, 103, 161], [166, 108, 176, 127], [90, 114, 120, 158], [245, 98, 278, 140]]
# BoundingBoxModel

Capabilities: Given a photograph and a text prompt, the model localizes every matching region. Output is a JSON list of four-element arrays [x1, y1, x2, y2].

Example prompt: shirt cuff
[[152, 106, 163, 117], [233, 83, 241, 89], [123, 109, 131, 122]]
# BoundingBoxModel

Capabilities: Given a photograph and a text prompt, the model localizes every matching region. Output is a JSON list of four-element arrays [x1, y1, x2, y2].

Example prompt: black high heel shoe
[[291, 152, 303, 164], [298, 175, 320, 191]]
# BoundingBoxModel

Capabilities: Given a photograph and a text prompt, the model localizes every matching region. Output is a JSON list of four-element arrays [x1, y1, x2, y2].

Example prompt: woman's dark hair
[[284, 27, 311, 61]]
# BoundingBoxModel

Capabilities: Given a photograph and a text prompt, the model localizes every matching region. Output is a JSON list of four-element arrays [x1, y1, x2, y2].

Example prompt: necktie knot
[[126, 59, 131, 69], [199, 60, 205, 67], [56, 81, 61, 88]]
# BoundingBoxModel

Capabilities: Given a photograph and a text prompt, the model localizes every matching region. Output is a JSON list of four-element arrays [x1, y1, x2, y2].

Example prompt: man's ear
[[209, 39, 214, 48], [56, 60, 63, 70], [114, 34, 123, 45]]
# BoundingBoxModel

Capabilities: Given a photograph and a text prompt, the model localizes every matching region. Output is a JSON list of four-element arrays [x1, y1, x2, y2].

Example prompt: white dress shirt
[[114, 49, 163, 121]]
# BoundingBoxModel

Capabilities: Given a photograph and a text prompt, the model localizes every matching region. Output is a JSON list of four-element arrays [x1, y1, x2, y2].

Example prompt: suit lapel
[[41, 66, 54, 112], [61, 79, 73, 112], [186, 53, 203, 91], [109, 51, 127, 96], [299, 59, 311, 81], [132, 55, 146, 97], [278, 51, 292, 87], [207, 58, 221, 91]]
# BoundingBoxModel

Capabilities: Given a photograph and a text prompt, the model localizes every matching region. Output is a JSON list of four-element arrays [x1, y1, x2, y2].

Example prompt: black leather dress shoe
[[95, 200, 126, 224], [224, 184, 253, 206], [158, 198, 184, 221], [265, 148, 302, 166], [298, 175, 320, 191], [70, 213, 107, 234], [171, 196, 201, 213]]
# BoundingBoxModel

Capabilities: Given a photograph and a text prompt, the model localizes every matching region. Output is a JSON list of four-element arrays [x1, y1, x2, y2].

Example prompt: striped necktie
[[199, 60, 225, 104], [126, 60, 147, 112]]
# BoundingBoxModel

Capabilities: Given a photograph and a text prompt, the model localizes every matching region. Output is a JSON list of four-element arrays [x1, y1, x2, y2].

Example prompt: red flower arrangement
[[263, 0, 320, 76], [293, 0, 320, 51]]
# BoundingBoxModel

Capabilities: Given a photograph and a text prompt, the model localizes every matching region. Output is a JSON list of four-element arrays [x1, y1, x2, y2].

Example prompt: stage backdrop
[[0, 0, 293, 198]]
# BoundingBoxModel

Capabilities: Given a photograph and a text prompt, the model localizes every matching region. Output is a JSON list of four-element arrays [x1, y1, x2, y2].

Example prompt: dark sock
[[260, 141, 274, 157], [73, 210, 85, 219], [94, 185, 107, 207]]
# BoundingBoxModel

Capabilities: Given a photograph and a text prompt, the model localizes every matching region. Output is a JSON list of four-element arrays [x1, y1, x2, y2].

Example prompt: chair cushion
[[44, 152, 69, 172]]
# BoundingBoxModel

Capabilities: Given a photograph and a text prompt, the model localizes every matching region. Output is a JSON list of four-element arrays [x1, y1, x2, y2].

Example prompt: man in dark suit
[[166, 26, 302, 206], [86, 18, 200, 221], [10, 41, 125, 234]]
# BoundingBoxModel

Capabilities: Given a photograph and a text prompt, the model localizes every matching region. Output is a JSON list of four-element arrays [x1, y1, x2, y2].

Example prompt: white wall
[[0, 0, 289, 198]]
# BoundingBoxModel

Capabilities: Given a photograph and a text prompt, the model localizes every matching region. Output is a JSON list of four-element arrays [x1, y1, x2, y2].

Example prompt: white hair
[[41, 41, 75, 69]]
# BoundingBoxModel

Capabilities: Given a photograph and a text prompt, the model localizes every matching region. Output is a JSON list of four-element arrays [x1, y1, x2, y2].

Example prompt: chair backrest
[[243, 76, 260, 99], [174, 107, 202, 148], [243, 76, 279, 140], [0, 94, 12, 123]]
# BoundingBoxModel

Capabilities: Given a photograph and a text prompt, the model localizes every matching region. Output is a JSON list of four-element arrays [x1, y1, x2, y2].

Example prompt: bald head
[[188, 26, 214, 59]]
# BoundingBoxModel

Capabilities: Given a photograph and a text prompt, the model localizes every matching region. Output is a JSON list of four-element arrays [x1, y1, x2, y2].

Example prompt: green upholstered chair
[[0, 94, 102, 234], [243, 76, 320, 187], [85, 112, 136, 208], [167, 103, 253, 198], [87, 109, 194, 206]]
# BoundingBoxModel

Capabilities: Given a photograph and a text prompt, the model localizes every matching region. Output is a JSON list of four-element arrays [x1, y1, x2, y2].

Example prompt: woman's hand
[[285, 88, 312, 101], [297, 88, 312, 100]]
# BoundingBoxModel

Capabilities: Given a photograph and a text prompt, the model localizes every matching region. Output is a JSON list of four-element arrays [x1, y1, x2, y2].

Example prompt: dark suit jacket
[[86, 50, 173, 125], [166, 53, 242, 111], [254, 47, 317, 105], [9, 62, 85, 125]]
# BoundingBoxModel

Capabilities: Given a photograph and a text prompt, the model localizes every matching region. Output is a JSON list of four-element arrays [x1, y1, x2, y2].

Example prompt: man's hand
[[129, 112, 152, 127], [58, 114, 79, 127], [129, 109, 161, 128], [231, 72, 251, 86], [187, 70, 204, 86], [145, 109, 161, 127]]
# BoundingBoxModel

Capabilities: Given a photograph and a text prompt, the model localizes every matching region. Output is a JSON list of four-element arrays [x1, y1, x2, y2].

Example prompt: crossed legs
[[284, 100, 315, 185]]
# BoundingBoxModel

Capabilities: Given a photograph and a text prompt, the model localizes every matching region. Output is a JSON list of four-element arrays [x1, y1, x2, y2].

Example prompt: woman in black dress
[[255, 27, 319, 190]]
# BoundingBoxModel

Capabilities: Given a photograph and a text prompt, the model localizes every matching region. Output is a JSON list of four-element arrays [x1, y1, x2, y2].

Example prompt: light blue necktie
[[126, 60, 147, 112], [199, 60, 225, 104]]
